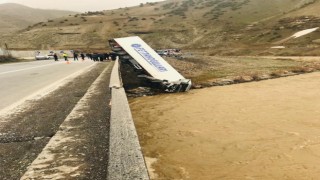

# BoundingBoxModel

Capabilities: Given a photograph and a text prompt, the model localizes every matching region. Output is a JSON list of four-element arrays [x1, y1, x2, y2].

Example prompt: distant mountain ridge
[[0, 3, 77, 34], [1, 0, 320, 56]]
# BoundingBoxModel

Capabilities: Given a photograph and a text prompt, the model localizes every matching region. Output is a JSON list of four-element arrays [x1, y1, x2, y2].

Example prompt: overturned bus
[[109, 36, 192, 93]]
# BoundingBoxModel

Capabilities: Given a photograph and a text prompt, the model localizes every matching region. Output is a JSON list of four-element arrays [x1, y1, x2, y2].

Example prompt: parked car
[[35, 55, 52, 60], [156, 50, 168, 56]]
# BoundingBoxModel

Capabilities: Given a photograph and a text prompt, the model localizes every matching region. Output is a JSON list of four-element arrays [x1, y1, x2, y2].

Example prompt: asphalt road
[[0, 62, 112, 179], [0, 59, 95, 112]]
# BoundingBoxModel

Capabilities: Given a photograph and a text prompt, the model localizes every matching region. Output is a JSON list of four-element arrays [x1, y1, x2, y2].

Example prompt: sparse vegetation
[[0, 55, 21, 63], [113, 21, 119, 26], [0, 4, 77, 34], [146, 2, 157, 6], [172, 56, 320, 86], [81, 11, 105, 16], [162, 2, 175, 9], [204, 0, 250, 19], [1, 0, 320, 57], [128, 17, 139, 21], [2, 0, 320, 98]]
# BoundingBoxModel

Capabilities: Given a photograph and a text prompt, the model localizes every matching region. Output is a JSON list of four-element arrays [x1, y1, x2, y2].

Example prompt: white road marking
[[0, 62, 64, 75]]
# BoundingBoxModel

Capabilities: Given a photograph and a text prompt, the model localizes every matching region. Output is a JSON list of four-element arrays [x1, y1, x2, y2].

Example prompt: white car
[[35, 55, 52, 60], [156, 50, 168, 56]]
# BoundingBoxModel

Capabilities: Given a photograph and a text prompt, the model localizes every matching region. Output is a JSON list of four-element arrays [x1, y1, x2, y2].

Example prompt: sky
[[0, 0, 165, 12]]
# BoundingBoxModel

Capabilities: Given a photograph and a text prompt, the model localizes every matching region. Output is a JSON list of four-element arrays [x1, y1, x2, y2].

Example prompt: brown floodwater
[[130, 72, 320, 180]]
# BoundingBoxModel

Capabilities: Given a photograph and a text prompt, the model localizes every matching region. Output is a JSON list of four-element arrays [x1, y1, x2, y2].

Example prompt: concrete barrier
[[108, 60, 150, 180], [109, 59, 122, 89]]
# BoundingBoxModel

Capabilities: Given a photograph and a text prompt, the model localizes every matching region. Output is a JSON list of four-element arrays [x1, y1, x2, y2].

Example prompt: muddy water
[[130, 72, 320, 180]]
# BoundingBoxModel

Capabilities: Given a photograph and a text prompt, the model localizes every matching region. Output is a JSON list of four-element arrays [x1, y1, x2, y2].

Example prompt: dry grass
[[2, 0, 320, 56], [166, 56, 320, 86], [0, 55, 33, 63], [0, 3, 76, 34], [0, 55, 16, 63]]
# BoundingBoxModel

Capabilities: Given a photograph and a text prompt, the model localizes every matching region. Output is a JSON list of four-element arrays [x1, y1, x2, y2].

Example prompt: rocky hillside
[[1, 0, 320, 55], [0, 3, 76, 34]]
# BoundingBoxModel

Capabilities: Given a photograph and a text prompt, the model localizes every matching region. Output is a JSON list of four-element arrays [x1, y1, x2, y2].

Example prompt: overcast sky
[[0, 0, 165, 12]]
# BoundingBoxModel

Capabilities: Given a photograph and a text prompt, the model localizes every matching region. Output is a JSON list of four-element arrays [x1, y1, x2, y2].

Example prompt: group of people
[[53, 53, 71, 61], [71, 52, 86, 61], [52, 52, 118, 62], [86, 52, 118, 62]]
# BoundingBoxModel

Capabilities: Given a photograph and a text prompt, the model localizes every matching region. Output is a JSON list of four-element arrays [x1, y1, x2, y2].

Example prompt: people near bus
[[63, 53, 68, 61], [92, 53, 98, 61], [53, 53, 58, 61], [73, 52, 79, 61], [105, 53, 110, 60], [110, 52, 117, 61], [80, 53, 85, 60], [87, 53, 93, 60], [99, 53, 104, 62]]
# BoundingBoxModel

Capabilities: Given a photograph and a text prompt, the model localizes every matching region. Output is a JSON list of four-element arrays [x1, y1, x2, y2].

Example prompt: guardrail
[[108, 59, 150, 180]]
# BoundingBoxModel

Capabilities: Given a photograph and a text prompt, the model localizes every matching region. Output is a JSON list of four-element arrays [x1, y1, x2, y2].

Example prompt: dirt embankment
[[0, 55, 18, 63], [131, 71, 320, 180], [166, 55, 320, 88]]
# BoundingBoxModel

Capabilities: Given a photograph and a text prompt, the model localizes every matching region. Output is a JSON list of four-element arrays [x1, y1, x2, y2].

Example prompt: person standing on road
[[110, 52, 117, 61], [73, 52, 79, 61], [53, 53, 58, 61], [99, 53, 104, 62], [63, 53, 68, 61], [80, 53, 85, 61], [92, 53, 99, 62], [105, 52, 110, 60], [87, 53, 93, 60]]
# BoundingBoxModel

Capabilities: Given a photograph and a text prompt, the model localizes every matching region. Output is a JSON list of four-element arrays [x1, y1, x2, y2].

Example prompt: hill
[[0, 0, 320, 55], [0, 3, 77, 34]]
